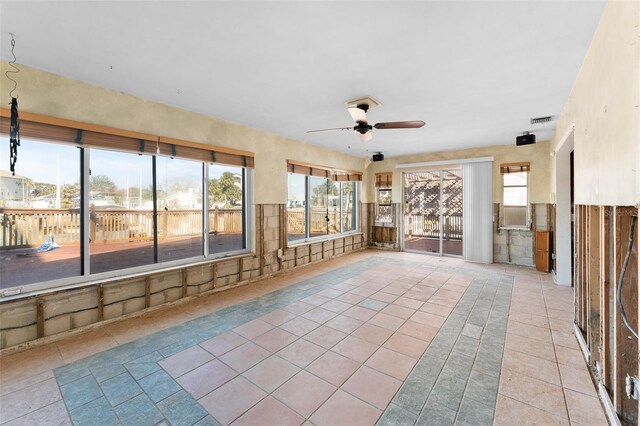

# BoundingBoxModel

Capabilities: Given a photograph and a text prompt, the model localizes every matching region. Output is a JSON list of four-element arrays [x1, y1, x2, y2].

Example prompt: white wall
[[551, 0, 640, 207]]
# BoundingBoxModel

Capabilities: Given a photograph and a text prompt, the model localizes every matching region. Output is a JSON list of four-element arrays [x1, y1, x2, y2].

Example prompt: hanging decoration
[[5, 33, 20, 175]]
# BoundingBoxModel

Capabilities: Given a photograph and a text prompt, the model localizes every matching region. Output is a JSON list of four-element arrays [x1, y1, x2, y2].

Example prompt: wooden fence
[[0, 208, 244, 248], [1, 207, 354, 248], [404, 214, 462, 240]]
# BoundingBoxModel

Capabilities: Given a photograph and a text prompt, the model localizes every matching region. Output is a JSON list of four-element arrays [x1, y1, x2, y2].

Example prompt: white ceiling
[[0, 1, 606, 159]]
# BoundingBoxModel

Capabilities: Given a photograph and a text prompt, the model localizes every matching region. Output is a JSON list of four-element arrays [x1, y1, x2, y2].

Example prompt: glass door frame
[[401, 169, 463, 258]]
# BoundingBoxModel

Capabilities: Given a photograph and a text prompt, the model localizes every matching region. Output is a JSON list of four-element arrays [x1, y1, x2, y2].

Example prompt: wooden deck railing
[[404, 214, 462, 240], [0, 207, 356, 248]]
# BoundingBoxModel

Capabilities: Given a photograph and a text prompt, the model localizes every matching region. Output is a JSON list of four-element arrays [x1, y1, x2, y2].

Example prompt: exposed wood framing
[[259, 205, 265, 276], [97, 285, 105, 322], [588, 205, 601, 363], [36, 299, 45, 338], [144, 276, 151, 308], [212, 263, 217, 288], [181, 269, 188, 298]]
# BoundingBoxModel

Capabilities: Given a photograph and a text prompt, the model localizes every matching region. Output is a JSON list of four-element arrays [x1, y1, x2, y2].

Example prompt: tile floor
[[0, 250, 607, 425]]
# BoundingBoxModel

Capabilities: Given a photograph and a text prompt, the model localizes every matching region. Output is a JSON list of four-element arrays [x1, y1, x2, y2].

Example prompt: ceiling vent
[[530, 116, 553, 125]]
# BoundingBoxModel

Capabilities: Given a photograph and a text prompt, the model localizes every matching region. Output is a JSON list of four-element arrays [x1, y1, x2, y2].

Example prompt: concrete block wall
[[0, 203, 367, 351], [493, 203, 552, 266]]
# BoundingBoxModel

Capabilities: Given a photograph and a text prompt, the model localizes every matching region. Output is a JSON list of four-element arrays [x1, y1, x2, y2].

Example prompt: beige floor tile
[[233, 319, 274, 340], [177, 359, 238, 399], [365, 347, 416, 381], [351, 323, 394, 346], [504, 332, 557, 362], [331, 335, 379, 363], [369, 292, 399, 304], [494, 395, 569, 426], [564, 388, 608, 425], [382, 333, 429, 359], [2, 399, 70, 426], [200, 331, 248, 357], [282, 301, 315, 315], [243, 355, 300, 393], [259, 309, 298, 326], [159, 345, 214, 378], [380, 304, 416, 320], [0, 378, 62, 424], [343, 306, 377, 322], [501, 349, 561, 386], [321, 299, 352, 314], [198, 376, 267, 425], [337, 292, 367, 305], [277, 339, 326, 368], [408, 311, 446, 328], [341, 366, 402, 410], [303, 325, 348, 349], [273, 370, 336, 417], [499, 368, 568, 419], [367, 313, 405, 331], [419, 302, 453, 317], [219, 342, 271, 373], [397, 321, 439, 341], [302, 307, 339, 324], [554, 345, 585, 367], [309, 389, 381, 426], [507, 320, 553, 343], [559, 364, 598, 397], [305, 351, 360, 387], [280, 317, 321, 337], [231, 396, 304, 426], [324, 315, 364, 334], [552, 330, 580, 349], [253, 328, 298, 352]]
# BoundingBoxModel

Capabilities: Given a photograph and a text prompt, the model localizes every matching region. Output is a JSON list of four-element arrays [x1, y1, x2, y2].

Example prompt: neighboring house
[[0, 170, 27, 207]]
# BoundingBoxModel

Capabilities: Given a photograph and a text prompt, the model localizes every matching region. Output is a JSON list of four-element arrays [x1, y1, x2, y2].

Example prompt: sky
[[1, 137, 240, 189]]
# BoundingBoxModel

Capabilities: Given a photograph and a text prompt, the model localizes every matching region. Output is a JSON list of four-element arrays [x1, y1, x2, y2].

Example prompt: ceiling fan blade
[[374, 120, 426, 129], [348, 106, 367, 123], [360, 131, 373, 142], [307, 127, 353, 133]]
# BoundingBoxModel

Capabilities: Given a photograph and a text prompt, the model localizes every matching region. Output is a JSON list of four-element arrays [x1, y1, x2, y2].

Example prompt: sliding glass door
[[403, 170, 463, 256]]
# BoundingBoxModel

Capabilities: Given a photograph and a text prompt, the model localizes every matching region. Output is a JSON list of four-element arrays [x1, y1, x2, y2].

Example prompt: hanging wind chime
[[6, 34, 20, 175]]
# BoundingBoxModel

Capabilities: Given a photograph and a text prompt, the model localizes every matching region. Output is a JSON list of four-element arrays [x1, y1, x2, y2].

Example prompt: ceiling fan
[[307, 103, 425, 142]]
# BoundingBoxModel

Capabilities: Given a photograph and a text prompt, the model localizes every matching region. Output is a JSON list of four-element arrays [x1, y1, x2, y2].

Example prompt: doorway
[[403, 170, 463, 256]]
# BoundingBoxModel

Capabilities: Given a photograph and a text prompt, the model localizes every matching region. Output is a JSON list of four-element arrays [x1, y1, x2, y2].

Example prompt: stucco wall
[[0, 62, 364, 205], [363, 141, 551, 204], [550, 0, 640, 206]]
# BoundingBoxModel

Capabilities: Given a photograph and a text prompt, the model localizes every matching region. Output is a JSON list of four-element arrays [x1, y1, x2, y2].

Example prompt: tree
[[90, 175, 117, 194], [310, 179, 338, 207], [209, 172, 242, 208], [30, 181, 56, 199], [61, 183, 80, 209]]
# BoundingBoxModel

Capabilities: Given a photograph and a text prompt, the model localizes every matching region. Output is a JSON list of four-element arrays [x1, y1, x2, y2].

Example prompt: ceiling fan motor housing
[[354, 122, 373, 134]]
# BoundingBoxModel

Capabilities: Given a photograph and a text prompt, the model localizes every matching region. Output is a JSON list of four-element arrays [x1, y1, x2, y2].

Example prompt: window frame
[[500, 164, 530, 230], [287, 174, 360, 246], [0, 137, 253, 298]]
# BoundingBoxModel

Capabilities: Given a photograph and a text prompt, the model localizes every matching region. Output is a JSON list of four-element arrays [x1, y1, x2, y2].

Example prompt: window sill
[[498, 226, 531, 231], [286, 231, 363, 248]]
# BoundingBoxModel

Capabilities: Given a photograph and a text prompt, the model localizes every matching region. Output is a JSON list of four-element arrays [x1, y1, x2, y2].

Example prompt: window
[[208, 164, 246, 255], [0, 137, 81, 288], [156, 157, 204, 262], [375, 172, 392, 223], [501, 162, 529, 228], [89, 149, 154, 273], [287, 173, 306, 242], [287, 166, 360, 243], [0, 115, 254, 294]]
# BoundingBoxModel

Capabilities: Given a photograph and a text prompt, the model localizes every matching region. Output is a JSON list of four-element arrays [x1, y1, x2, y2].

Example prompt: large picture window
[[1, 137, 82, 288], [89, 149, 154, 273], [0, 115, 253, 295], [208, 164, 245, 255], [287, 170, 360, 243]]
